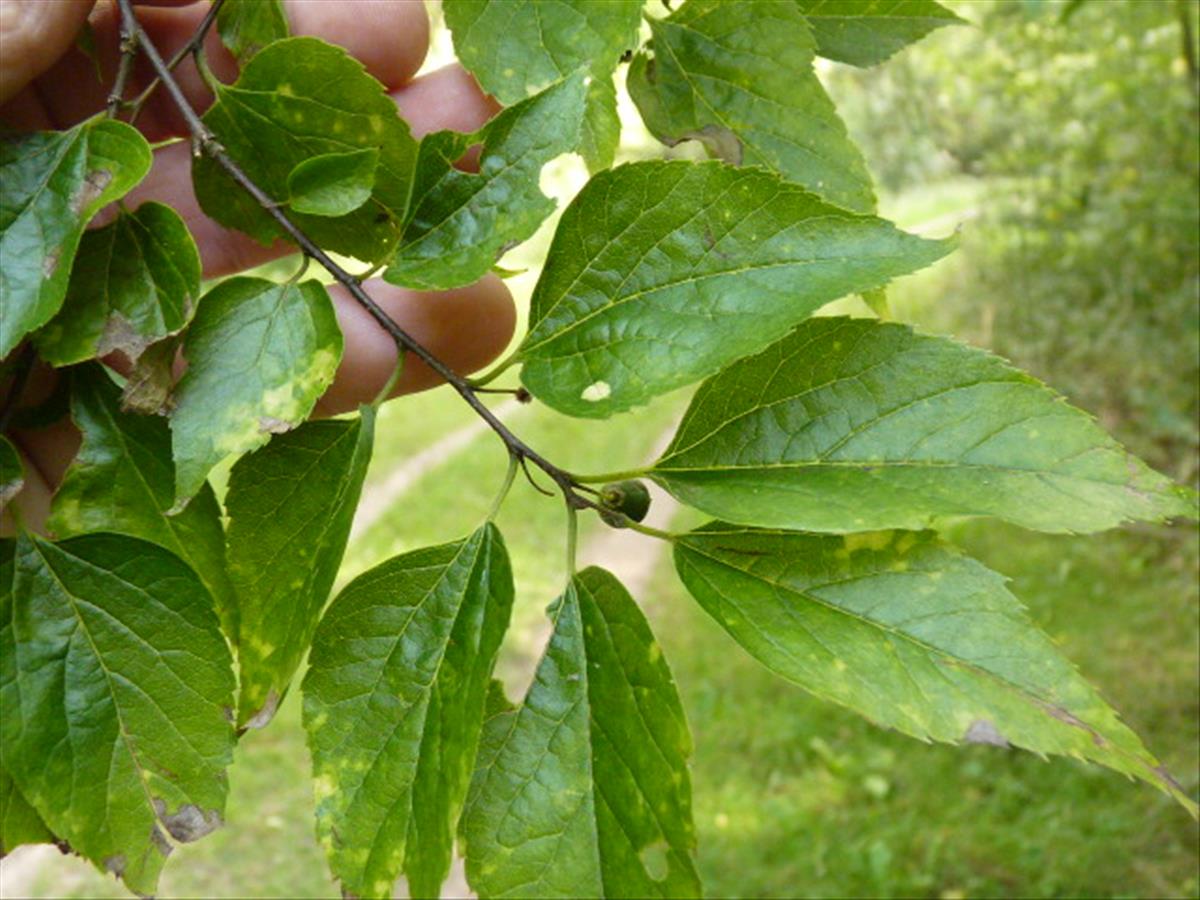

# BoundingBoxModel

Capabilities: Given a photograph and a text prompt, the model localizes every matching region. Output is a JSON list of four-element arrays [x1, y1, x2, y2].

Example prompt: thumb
[[0, 0, 95, 105]]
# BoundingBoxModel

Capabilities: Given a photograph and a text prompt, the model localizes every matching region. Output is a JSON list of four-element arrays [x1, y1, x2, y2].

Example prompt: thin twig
[[105, 19, 139, 117], [125, 0, 227, 125], [114, 0, 603, 514]]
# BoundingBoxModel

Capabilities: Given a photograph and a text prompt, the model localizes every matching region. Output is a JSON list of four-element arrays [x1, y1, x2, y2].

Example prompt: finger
[[2, 0, 430, 137], [0, 0, 93, 105], [314, 273, 516, 416], [115, 64, 499, 278]]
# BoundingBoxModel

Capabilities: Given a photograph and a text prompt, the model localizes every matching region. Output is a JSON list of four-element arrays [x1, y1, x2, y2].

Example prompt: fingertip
[[393, 64, 501, 139], [316, 274, 516, 416], [286, 0, 429, 89]]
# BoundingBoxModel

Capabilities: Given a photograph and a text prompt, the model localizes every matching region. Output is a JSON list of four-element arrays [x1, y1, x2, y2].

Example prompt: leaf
[[1, 763, 55, 856], [0, 437, 22, 512], [0, 120, 152, 358], [34, 202, 201, 367], [287, 148, 379, 217], [462, 567, 701, 899], [193, 37, 418, 264], [794, 0, 963, 68], [229, 410, 375, 729], [383, 73, 587, 291], [628, 0, 876, 212], [47, 367, 236, 639], [673, 524, 1197, 815], [302, 525, 513, 900], [0, 533, 236, 895], [443, 0, 642, 105], [217, 0, 290, 64], [169, 276, 342, 508], [442, 0, 641, 175], [653, 317, 1198, 533], [517, 160, 951, 418], [580, 75, 622, 174], [120, 335, 180, 416]]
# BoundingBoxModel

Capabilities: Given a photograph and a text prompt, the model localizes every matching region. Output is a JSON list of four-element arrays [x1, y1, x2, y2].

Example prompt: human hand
[[0, 0, 516, 530]]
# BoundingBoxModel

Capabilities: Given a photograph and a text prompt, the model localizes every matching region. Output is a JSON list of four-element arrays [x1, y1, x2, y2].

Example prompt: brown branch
[[113, 0, 599, 512]]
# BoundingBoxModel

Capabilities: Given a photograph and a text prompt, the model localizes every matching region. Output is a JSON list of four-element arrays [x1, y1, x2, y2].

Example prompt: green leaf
[[443, 0, 642, 105], [1, 763, 55, 855], [169, 276, 342, 508], [0, 543, 55, 857], [673, 524, 1197, 815], [653, 317, 1198, 533], [628, 0, 876, 212], [794, 0, 963, 68], [443, 0, 640, 174], [383, 73, 587, 291], [302, 525, 513, 900], [120, 335, 180, 416], [0, 533, 236, 895], [229, 410, 375, 729], [46, 367, 236, 639], [286, 148, 379, 217], [34, 202, 201, 367], [517, 161, 951, 418], [462, 567, 700, 899], [579, 75, 622, 174], [217, 0, 290, 64], [0, 120, 152, 358], [193, 37, 418, 263], [0, 436, 22, 513]]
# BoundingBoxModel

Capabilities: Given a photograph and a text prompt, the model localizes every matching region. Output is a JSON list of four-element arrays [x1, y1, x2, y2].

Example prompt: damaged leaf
[[193, 37, 418, 264], [462, 568, 701, 898], [0, 533, 236, 895], [673, 524, 1197, 814], [35, 202, 201, 367], [302, 525, 513, 899], [0, 120, 152, 357], [47, 367, 236, 640], [230, 410, 375, 729], [169, 276, 342, 507], [518, 161, 951, 417], [629, 0, 876, 211], [0, 437, 22, 513], [383, 72, 587, 291]]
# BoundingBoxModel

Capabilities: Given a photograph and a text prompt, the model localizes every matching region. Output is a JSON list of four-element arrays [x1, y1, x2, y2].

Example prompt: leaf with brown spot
[[0, 120, 152, 358]]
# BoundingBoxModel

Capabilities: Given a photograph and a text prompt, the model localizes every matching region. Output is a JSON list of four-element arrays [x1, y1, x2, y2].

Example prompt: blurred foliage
[[828, 0, 1200, 479]]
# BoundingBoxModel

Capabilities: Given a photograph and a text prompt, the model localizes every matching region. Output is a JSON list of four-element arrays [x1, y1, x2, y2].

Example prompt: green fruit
[[598, 479, 652, 527]]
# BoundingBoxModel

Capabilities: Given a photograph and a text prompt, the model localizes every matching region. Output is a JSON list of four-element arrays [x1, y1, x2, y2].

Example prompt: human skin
[[0, 0, 517, 531]]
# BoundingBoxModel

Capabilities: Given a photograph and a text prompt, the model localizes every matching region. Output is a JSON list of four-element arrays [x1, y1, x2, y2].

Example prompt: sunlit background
[[3, 0, 1197, 897]]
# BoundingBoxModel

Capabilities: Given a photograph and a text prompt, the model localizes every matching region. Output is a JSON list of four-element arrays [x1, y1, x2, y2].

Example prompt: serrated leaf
[[34, 202, 201, 367], [443, 0, 640, 175], [653, 317, 1198, 533], [383, 73, 587, 291], [517, 160, 950, 418], [462, 567, 700, 899], [302, 525, 513, 899], [443, 0, 641, 105], [217, 0, 290, 64], [580, 75, 622, 174], [0, 540, 54, 858], [0, 437, 21, 512], [230, 410, 375, 729], [628, 0, 875, 212], [1, 763, 55, 856], [47, 367, 236, 638], [193, 37, 418, 263], [0, 120, 152, 358], [0, 533, 236, 895], [674, 524, 1197, 814], [169, 276, 342, 507], [287, 148, 378, 217], [794, 0, 963, 68]]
